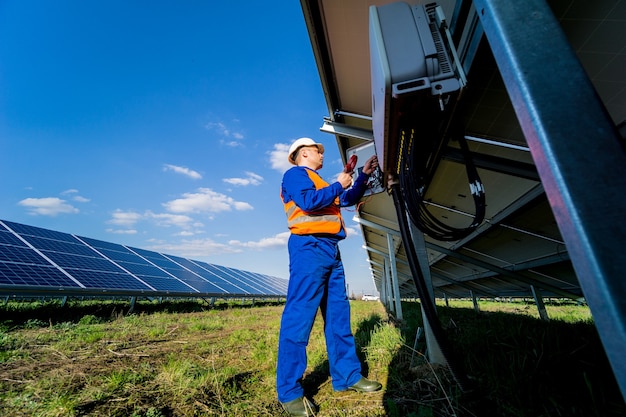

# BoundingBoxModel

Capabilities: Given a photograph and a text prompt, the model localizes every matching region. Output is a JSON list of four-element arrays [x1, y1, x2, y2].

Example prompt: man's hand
[[362, 155, 379, 175], [337, 172, 353, 189]]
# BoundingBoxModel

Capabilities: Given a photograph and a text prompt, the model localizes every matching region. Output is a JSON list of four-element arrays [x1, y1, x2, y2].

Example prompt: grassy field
[[0, 297, 624, 416]]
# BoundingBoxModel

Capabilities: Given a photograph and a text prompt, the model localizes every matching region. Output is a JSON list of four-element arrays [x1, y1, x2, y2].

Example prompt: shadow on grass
[[0, 297, 284, 328], [292, 311, 387, 413], [353, 312, 386, 370], [380, 301, 626, 417], [299, 313, 386, 396]]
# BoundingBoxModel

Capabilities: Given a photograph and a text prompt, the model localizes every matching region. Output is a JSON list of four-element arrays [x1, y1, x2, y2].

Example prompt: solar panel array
[[0, 219, 288, 298]]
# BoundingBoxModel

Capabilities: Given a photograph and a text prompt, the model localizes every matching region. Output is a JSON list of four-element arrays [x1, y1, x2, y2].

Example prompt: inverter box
[[369, 1, 466, 177]]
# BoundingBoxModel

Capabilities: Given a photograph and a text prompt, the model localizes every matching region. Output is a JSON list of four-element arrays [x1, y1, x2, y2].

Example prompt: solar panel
[[0, 219, 288, 298], [0, 225, 85, 289], [236, 270, 286, 295], [23, 235, 98, 257], [129, 248, 227, 294], [0, 237, 51, 266], [62, 269, 149, 291], [75, 235, 132, 252], [209, 264, 265, 294], [262, 273, 289, 294], [0, 229, 28, 246], [76, 236, 207, 293], [130, 247, 200, 278], [220, 265, 279, 295], [160, 254, 230, 294], [4, 220, 82, 243], [251, 272, 288, 295], [0, 262, 81, 288], [185, 260, 250, 294]]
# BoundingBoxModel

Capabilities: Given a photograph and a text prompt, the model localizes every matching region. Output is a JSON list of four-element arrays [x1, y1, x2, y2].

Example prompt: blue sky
[[0, 1, 378, 296]]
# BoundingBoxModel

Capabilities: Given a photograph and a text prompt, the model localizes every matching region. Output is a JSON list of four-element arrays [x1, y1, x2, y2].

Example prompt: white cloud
[[146, 212, 195, 229], [148, 238, 243, 257], [223, 171, 263, 186], [107, 210, 202, 233], [18, 197, 79, 216], [234, 201, 255, 211], [108, 210, 143, 227], [205, 121, 245, 147], [204, 121, 229, 135], [106, 228, 138, 235], [163, 187, 253, 214], [269, 143, 292, 172], [163, 164, 202, 180], [228, 231, 290, 250], [344, 225, 361, 237], [176, 230, 197, 237], [60, 189, 90, 203]]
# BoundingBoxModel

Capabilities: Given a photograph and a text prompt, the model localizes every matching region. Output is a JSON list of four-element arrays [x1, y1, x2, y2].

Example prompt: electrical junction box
[[346, 141, 386, 197], [369, 1, 466, 177]]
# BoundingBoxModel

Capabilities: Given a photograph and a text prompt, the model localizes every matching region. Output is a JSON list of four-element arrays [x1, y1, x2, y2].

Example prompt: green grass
[[0, 297, 624, 416]]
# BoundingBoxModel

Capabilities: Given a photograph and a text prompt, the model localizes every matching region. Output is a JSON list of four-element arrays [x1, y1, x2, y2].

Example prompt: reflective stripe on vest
[[282, 169, 343, 235]]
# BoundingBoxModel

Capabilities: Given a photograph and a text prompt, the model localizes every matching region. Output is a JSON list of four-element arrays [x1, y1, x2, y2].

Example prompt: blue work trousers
[[276, 234, 362, 403]]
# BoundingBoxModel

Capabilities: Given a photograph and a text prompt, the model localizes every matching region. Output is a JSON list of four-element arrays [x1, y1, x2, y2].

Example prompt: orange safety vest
[[282, 169, 343, 235]]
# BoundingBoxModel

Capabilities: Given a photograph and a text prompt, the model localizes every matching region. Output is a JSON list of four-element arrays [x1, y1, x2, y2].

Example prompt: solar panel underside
[[0, 219, 287, 297]]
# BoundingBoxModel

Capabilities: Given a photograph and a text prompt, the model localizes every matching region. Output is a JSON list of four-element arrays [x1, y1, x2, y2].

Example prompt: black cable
[[390, 182, 473, 392], [399, 123, 485, 241], [387, 100, 481, 391]]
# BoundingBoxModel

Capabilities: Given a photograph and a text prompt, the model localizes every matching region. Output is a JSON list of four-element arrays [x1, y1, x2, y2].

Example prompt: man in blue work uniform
[[277, 137, 382, 416]]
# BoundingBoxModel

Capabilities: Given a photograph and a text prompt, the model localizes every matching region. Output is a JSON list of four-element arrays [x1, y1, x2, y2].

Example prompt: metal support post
[[387, 233, 403, 320], [357, 216, 403, 317], [470, 290, 480, 312], [474, 0, 626, 400], [383, 257, 394, 315], [378, 261, 386, 309], [371, 259, 389, 310], [531, 285, 549, 321], [411, 327, 425, 367], [408, 221, 445, 364]]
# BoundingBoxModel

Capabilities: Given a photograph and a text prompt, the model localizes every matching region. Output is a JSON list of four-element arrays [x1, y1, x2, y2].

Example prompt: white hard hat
[[287, 137, 325, 164]]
